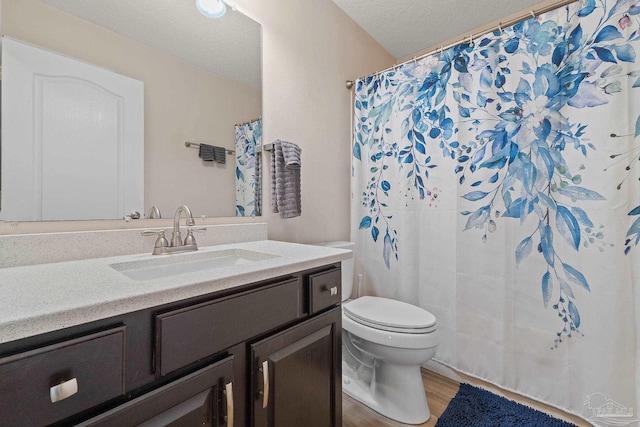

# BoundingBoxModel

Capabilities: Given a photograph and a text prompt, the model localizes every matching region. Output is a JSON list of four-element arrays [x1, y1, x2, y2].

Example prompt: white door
[[1, 37, 144, 221]]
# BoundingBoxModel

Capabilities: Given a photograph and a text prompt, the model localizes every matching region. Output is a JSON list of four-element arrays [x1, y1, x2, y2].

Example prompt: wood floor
[[342, 369, 590, 426]]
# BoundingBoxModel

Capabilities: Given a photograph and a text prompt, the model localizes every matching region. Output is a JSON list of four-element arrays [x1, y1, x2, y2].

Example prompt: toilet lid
[[343, 296, 436, 333]]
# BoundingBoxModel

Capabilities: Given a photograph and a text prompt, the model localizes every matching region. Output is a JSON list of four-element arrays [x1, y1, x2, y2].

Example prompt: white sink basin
[[110, 248, 278, 281]]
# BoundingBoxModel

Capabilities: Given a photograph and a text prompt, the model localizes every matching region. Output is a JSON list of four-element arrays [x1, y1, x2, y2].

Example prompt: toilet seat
[[343, 296, 436, 334]]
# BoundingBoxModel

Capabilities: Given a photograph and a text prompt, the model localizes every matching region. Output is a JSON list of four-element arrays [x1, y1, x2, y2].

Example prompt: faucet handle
[[141, 230, 169, 249], [184, 227, 206, 246], [141, 229, 164, 236]]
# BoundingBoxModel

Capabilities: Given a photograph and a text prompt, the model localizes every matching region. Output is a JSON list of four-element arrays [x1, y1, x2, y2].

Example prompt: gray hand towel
[[213, 146, 226, 164], [199, 143, 215, 161], [281, 142, 301, 170], [271, 140, 301, 218]]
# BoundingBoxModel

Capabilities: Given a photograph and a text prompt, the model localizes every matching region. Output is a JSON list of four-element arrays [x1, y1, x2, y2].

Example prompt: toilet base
[[342, 360, 430, 425]]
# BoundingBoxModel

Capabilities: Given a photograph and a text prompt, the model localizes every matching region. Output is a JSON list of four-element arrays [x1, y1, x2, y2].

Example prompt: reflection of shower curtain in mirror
[[351, 0, 640, 422], [235, 119, 262, 216]]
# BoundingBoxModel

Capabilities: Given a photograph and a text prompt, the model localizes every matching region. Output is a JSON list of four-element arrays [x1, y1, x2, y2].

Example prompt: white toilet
[[316, 242, 438, 425]]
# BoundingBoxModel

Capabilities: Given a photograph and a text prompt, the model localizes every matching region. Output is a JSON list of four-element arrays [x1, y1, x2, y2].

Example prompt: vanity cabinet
[[0, 263, 342, 427]]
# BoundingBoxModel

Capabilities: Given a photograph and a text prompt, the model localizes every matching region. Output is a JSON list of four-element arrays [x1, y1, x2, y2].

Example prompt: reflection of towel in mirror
[[199, 143, 215, 161], [271, 140, 301, 218], [213, 146, 226, 164]]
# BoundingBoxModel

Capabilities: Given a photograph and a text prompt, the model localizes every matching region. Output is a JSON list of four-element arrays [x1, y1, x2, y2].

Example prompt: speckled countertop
[[0, 240, 351, 344]]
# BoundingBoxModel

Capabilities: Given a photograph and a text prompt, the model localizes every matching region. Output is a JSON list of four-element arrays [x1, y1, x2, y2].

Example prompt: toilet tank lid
[[344, 296, 436, 330], [312, 241, 355, 250]]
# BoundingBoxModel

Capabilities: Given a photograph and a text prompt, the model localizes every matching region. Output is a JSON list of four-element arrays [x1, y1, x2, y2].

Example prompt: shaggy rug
[[435, 383, 578, 427]]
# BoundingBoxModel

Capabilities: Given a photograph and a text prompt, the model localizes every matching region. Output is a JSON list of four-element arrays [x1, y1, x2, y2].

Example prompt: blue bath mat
[[435, 383, 578, 427]]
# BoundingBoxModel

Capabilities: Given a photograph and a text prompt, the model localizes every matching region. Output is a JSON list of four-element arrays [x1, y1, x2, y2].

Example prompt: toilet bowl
[[314, 242, 439, 425]]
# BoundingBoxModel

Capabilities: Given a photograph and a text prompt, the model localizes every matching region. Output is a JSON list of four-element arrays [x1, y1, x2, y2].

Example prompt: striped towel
[[271, 140, 301, 218], [283, 143, 301, 170], [198, 143, 215, 161], [213, 146, 226, 164]]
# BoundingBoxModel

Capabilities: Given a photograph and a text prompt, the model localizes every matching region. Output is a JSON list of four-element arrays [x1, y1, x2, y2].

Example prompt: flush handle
[[50, 378, 78, 403], [223, 381, 234, 427]]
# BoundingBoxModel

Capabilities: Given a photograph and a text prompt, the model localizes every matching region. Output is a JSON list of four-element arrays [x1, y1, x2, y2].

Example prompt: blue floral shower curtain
[[235, 119, 262, 217], [352, 0, 640, 422]]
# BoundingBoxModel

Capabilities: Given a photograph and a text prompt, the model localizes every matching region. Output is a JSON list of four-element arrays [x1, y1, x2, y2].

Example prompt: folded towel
[[281, 141, 301, 169], [213, 146, 226, 164], [271, 140, 301, 218], [199, 143, 215, 161]]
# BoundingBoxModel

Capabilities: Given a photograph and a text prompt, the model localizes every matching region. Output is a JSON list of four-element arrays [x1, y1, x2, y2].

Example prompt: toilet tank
[[312, 241, 354, 302]]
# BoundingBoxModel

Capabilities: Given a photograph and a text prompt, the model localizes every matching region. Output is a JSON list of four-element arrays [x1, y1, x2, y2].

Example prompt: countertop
[[0, 240, 352, 344]]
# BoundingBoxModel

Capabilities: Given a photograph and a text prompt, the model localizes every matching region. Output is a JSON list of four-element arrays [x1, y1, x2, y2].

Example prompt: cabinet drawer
[[0, 326, 126, 427], [156, 277, 301, 376], [308, 269, 341, 314]]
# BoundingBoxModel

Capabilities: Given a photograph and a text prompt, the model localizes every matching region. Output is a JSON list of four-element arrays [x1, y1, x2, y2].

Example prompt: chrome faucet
[[147, 205, 161, 219], [141, 205, 206, 255], [171, 205, 196, 247]]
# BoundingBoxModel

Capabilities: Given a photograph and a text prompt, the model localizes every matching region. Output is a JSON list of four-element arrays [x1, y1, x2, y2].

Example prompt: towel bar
[[184, 141, 235, 155]]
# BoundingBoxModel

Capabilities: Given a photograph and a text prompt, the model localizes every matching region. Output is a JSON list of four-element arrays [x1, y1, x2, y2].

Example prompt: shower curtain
[[235, 118, 262, 216], [352, 0, 640, 423]]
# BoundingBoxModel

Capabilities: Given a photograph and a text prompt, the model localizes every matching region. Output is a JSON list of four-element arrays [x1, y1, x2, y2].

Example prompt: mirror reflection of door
[[1, 0, 262, 221], [1, 37, 144, 221]]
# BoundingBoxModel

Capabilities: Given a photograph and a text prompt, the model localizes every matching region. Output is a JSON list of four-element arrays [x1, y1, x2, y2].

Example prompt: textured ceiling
[[39, 0, 262, 90], [332, 0, 543, 59]]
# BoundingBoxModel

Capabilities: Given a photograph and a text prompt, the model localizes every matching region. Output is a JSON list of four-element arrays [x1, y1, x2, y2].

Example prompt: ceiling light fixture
[[196, 0, 226, 18]]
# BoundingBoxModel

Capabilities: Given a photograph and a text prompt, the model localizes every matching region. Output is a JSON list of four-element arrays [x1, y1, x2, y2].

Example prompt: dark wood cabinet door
[[251, 307, 341, 427], [79, 356, 234, 427]]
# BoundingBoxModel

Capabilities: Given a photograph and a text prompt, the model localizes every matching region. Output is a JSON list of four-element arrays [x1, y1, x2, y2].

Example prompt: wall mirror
[[0, 0, 262, 221]]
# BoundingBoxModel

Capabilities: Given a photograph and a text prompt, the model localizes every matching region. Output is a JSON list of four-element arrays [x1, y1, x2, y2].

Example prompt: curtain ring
[[413, 57, 417, 65], [498, 22, 502, 34], [530, 10, 536, 19], [440, 46, 444, 54], [469, 34, 474, 47]]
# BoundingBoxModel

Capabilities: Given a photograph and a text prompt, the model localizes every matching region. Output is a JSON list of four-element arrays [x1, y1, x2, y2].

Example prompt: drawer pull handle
[[325, 286, 338, 296], [224, 381, 234, 427], [261, 360, 269, 408], [50, 378, 78, 403]]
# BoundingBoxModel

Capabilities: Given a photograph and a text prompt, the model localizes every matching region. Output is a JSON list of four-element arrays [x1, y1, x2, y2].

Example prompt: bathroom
[[0, 0, 638, 426]]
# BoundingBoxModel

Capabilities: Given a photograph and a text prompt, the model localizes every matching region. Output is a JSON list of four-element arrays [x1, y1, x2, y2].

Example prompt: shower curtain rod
[[345, 0, 580, 89], [235, 117, 262, 127]]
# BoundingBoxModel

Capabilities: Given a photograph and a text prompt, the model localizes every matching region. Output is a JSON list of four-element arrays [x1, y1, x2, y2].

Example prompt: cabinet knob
[[50, 378, 78, 403]]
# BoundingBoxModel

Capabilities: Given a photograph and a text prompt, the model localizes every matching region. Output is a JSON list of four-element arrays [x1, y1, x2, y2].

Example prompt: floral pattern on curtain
[[352, 0, 639, 420], [235, 119, 262, 217]]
